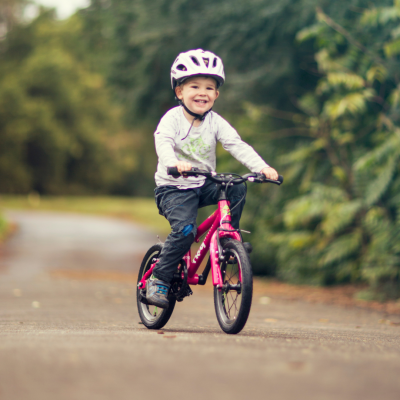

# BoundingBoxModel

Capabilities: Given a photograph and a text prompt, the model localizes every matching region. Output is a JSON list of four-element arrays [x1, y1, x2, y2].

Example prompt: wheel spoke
[[227, 294, 237, 318], [228, 269, 239, 281]]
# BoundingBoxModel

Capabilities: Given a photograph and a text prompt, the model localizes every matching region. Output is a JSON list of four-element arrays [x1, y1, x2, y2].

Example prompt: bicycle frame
[[139, 197, 241, 289]]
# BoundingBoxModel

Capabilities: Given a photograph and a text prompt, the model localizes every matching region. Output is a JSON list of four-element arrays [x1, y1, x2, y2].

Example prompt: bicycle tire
[[214, 239, 253, 334], [137, 244, 176, 330]]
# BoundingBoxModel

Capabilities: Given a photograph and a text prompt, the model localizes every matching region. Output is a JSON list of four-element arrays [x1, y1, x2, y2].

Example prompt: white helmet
[[171, 49, 225, 90]]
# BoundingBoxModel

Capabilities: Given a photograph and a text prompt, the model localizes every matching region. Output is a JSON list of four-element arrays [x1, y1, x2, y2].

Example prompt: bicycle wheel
[[214, 239, 253, 334], [137, 244, 176, 330]]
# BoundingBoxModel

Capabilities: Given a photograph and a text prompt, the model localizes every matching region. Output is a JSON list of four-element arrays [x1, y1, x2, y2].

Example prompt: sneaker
[[146, 275, 170, 308]]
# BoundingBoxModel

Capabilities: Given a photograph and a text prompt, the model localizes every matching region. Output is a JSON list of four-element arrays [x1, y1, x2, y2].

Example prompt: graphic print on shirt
[[178, 136, 211, 162]]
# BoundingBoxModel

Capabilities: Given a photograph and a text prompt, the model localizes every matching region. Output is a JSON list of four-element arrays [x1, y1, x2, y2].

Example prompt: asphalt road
[[0, 210, 399, 400]]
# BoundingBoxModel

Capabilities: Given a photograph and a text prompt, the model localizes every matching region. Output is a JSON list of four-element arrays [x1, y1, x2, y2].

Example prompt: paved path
[[0, 211, 399, 400]]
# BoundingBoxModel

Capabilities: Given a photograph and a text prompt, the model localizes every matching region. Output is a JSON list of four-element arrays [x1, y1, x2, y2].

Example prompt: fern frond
[[323, 90, 374, 120], [296, 24, 324, 43], [284, 197, 326, 229], [366, 65, 387, 83], [363, 206, 389, 234], [269, 231, 316, 250], [362, 258, 400, 282], [336, 260, 360, 281], [354, 131, 400, 170], [365, 155, 398, 205], [384, 38, 400, 57], [279, 147, 312, 166], [321, 200, 363, 236], [389, 85, 400, 108], [319, 230, 362, 267], [284, 185, 347, 228]]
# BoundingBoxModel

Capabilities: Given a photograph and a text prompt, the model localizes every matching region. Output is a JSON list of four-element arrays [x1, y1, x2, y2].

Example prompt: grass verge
[[0, 214, 7, 241], [0, 194, 170, 235]]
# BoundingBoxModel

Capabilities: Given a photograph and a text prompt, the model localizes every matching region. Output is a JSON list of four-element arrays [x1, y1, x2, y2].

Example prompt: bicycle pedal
[[175, 285, 193, 302], [139, 290, 150, 305]]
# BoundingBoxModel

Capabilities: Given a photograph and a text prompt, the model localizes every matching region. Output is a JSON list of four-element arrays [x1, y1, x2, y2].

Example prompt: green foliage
[[249, 0, 400, 299], [2, 0, 400, 300], [0, 213, 7, 240], [0, 9, 137, 194]]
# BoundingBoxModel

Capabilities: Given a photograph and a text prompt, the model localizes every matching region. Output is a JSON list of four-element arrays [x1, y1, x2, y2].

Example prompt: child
[[147, 49, 278, 308]]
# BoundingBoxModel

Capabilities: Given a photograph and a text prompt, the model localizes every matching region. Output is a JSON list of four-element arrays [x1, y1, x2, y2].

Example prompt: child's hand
[[261, 167, 279, 181], [174, 161, 192, 177]]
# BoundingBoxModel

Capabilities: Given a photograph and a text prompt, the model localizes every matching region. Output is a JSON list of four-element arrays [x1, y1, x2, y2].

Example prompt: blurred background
[[1, 0, 400, 301]]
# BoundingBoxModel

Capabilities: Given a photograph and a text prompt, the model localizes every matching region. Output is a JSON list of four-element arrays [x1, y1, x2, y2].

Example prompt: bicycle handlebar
[[166, 167, 283, 185]]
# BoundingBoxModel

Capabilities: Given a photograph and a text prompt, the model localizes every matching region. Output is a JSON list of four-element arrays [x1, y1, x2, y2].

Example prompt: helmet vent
[[212, 58, 217, 68], [190, 56, 200, 66], [176, 64, 187, 71], [202, 58, 209, 67]]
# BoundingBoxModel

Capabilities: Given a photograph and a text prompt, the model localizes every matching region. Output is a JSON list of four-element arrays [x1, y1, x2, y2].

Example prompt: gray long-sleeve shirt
[[154, 106, 269, 188]]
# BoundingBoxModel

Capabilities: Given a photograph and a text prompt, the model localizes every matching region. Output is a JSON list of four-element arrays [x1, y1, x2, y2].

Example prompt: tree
[[0, 9, 137, 194], [81, 0, 383, 195]]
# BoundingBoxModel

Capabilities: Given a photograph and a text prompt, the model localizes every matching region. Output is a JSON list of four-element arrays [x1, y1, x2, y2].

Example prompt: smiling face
[[175, 76, 219, 118]]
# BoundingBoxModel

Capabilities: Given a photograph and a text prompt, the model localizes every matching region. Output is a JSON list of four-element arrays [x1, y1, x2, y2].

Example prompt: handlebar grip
[[167, 167, 203, 178], [259, 173, 284, 185], [167, 167, 181, 178]]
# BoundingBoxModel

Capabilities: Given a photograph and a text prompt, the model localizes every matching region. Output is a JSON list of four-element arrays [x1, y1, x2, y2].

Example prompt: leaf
[[391, 25, 400, 39], [365, 155, 398, 205], [284, 185, 347, 229], [389, 85, 400, 108], [379, 7, 400, 24], [323, 90, 374, 120], [331, 130, 355, 145], [287, 232, 316, 250], [384, 38, 400, 58], [355, 131, 400, 170], [315, 49, 339, 72], [327, 72, 365, 90], [321, 200, 363, 236], [284, 197, 326, 229], [361, 7, 400, 26], [366, 65, 387, 83], [363, 207, 388, 234], [319, 230, 362, 267], [360, 9, 379, 26], [297, 93, 320, 116], [296, 24, 324, 43]]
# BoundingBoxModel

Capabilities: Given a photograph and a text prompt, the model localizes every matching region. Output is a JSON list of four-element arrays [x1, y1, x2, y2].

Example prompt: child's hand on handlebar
[[261, 166, 279, 181], [174, 161, 192, 177]]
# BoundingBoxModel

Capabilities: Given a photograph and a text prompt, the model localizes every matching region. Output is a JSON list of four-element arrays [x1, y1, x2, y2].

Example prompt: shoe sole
[[146, 298, 169, 309]]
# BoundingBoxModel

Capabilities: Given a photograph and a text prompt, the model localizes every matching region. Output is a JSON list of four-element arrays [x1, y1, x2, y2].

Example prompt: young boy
[[147, 49, 278, 308]]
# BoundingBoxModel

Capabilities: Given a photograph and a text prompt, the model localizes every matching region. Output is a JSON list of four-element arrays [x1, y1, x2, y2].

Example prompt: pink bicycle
[[137, 168, 283, 334]]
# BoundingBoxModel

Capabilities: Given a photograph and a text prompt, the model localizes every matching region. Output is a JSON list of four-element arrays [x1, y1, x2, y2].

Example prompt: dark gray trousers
[[153, 179, 246, 283]]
